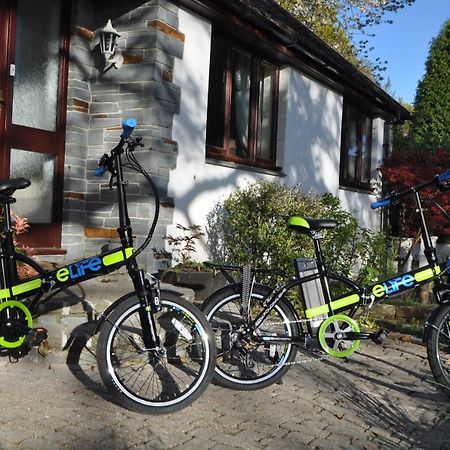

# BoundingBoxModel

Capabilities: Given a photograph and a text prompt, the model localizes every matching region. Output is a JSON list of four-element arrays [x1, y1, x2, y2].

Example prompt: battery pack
[[295, 258, 327, 334]]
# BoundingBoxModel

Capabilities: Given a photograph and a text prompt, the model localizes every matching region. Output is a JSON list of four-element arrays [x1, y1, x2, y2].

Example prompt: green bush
[[206, 180, 396, 285]]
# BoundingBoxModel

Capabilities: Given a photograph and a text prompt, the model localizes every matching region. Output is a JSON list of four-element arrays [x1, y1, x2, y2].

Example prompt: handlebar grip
[[437, 169, 450, 183], [121, 118, 137, 139], [94, 166, 107, 177], [371, 198, 391, 209]]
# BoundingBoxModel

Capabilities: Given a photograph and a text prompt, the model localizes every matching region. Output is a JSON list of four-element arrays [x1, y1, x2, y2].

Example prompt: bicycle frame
[[0, 130, 160, 350], [249, 177, 450, 338]]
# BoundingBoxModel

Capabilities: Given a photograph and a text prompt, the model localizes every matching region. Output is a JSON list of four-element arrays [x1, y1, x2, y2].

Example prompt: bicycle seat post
[[308, 231, 334, 309]]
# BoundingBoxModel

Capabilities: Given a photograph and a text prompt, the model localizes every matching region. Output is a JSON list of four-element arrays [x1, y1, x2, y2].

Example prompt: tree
[[412, 19, 450, 150], [276, 0, 416, 79], [392, 100, 414, 149], [380, 148, 450, 237]]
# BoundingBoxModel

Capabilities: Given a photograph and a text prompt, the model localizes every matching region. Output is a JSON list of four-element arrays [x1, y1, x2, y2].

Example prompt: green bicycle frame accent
[[305, 293, 360, 319], [304, 264, 442, 319], [0, 246, 134, 304]]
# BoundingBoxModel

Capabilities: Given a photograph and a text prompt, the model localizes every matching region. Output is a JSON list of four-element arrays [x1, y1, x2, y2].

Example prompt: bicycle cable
[[121, 141, 160, 259]]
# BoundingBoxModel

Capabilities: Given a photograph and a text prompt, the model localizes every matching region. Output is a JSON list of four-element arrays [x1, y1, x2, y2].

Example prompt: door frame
[[0, 0, 71, 249]]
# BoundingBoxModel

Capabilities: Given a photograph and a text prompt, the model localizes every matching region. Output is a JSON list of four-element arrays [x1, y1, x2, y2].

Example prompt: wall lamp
[[99, 19, 123, 70]]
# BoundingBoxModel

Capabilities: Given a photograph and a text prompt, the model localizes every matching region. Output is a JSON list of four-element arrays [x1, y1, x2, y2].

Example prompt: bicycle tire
[[426, 303, 450, 397], [201, 284, 300, 390], [96, 292, 216, 414]]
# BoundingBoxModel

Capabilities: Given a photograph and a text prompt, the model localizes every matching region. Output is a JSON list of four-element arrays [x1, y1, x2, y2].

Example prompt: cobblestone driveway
[[0, 335, 448, 450]]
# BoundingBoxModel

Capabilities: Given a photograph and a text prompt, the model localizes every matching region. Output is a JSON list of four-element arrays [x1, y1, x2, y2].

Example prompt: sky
[[364, 0, 449, 105]]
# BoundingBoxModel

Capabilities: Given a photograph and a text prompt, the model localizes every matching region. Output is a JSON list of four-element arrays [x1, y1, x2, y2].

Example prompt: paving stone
[[0, 276, 449, 450]]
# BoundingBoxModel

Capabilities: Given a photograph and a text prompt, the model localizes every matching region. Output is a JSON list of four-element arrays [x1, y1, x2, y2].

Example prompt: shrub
[[0, 212, 35, 279], [380, 148, 450, 237], [206, 180, 396, 285]]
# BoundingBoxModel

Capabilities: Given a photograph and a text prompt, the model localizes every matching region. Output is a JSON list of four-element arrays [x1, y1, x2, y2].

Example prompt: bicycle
[[201, 170, 450, 396], [0, 119, 216, 414]]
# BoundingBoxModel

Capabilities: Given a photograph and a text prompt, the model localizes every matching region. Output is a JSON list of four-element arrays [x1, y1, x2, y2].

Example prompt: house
[[0, 0, 410, 270]]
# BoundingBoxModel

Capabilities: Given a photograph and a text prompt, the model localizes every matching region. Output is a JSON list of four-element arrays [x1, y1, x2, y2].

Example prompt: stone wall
[[63, 0, 183, 271]]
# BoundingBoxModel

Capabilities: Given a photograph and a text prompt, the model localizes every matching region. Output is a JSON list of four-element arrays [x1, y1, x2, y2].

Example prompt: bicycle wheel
[[201, 284, 300, 390], [96, 292, 216, 414], [426, 303, 450, 397]]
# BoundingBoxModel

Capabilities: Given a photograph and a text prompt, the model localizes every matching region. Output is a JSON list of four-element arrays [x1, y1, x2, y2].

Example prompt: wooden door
[[0, 0, 70, 249]]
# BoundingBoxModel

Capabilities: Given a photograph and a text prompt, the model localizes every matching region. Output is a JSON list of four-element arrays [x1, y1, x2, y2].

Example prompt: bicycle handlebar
[[121, 118, 137, 139], [371, 169, 450, 209], [94, 118, 137, 177], [437, 169, 450, 183], [370, 198, 391, 210]]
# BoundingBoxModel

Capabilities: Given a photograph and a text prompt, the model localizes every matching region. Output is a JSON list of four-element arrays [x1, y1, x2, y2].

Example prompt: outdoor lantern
[[99, 19, 123, 70]]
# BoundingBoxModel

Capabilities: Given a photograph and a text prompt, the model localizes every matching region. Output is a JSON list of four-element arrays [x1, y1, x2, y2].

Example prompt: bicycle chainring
[[318, 314, 360, 358], [0, 300, 33, 349]]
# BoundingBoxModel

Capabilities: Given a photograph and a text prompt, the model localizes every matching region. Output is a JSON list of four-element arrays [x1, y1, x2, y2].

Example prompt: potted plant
[[156, 224, 225, 303]]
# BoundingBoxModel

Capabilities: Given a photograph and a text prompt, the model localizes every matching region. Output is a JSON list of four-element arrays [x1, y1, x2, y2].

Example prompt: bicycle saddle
[[0, 178, 31, 196], [288, 216, 338, 233]]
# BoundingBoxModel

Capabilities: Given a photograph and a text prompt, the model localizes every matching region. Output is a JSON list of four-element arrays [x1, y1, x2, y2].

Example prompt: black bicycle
[[201, 170, 450, 396], [0, 119, 216, 413]]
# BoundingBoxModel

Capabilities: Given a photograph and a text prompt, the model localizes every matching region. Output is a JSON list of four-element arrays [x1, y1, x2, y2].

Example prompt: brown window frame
[[206, 33, 280, 172], [339, 101, 374, 191]]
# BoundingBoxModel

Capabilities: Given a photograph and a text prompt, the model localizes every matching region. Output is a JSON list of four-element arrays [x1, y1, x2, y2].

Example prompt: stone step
[[32, 272, 195, 350]]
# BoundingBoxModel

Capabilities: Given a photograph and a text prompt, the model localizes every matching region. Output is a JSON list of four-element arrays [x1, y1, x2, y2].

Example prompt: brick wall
[[63, 0, 182, 271]]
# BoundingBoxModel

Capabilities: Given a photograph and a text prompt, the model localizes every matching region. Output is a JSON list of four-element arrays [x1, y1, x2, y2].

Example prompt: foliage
[[412, 19, 450, 151], [0, 212, 35, 279], [0, 212, 32, 253], [392, 101, 415, 150], [163, 224, 209, 271], [275, 0, 416, 80], [207, 180, 396, 285], [380, 148, 450, 237]]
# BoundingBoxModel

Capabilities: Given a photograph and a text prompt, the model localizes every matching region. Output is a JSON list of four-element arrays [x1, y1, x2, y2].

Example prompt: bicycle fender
[[199, 283, 244, 311], [93, 288, 184, 335]]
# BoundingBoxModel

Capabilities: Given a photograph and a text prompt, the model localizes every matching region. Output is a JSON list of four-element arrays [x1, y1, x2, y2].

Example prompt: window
[[340, 102, 373, 190], [206, 34, 279, 170]]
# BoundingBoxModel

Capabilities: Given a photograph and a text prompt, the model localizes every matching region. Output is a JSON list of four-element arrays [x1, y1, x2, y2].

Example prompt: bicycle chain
[[233, 317, 350, 367]]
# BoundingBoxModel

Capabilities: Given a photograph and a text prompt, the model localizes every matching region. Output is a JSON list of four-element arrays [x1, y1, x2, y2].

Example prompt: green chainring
[[318, 314, 360, 358], [0, 300, 33, 348]]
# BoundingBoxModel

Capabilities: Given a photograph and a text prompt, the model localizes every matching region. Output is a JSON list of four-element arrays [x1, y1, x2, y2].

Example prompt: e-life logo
[[372, 274, 415, 298], [372, 266, 440, 298], [56, 257, 103, 282]]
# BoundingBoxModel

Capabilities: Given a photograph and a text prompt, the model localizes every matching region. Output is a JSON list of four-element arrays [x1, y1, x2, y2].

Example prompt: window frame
[[206, 33, 280, 172], [339, 101, 374, 191]]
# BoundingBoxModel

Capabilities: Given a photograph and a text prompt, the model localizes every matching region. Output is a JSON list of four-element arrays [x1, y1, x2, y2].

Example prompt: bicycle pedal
[[25, 327, 48, 348], [372, 329, 388, 345]]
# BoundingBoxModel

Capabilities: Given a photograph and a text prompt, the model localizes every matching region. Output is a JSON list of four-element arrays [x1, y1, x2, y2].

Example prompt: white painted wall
[[170, 8, 384, 262], [278, 67, 382, 230], [278, 67, 343, 193], [170, 8, 275, 261]]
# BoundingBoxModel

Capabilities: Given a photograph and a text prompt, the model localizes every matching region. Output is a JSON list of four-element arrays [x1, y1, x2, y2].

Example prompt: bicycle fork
[[130, 267, 162, 352]]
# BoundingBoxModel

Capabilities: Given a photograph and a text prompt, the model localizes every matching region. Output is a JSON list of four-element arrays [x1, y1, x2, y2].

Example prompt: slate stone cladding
[[63, 0, 182, 271]]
